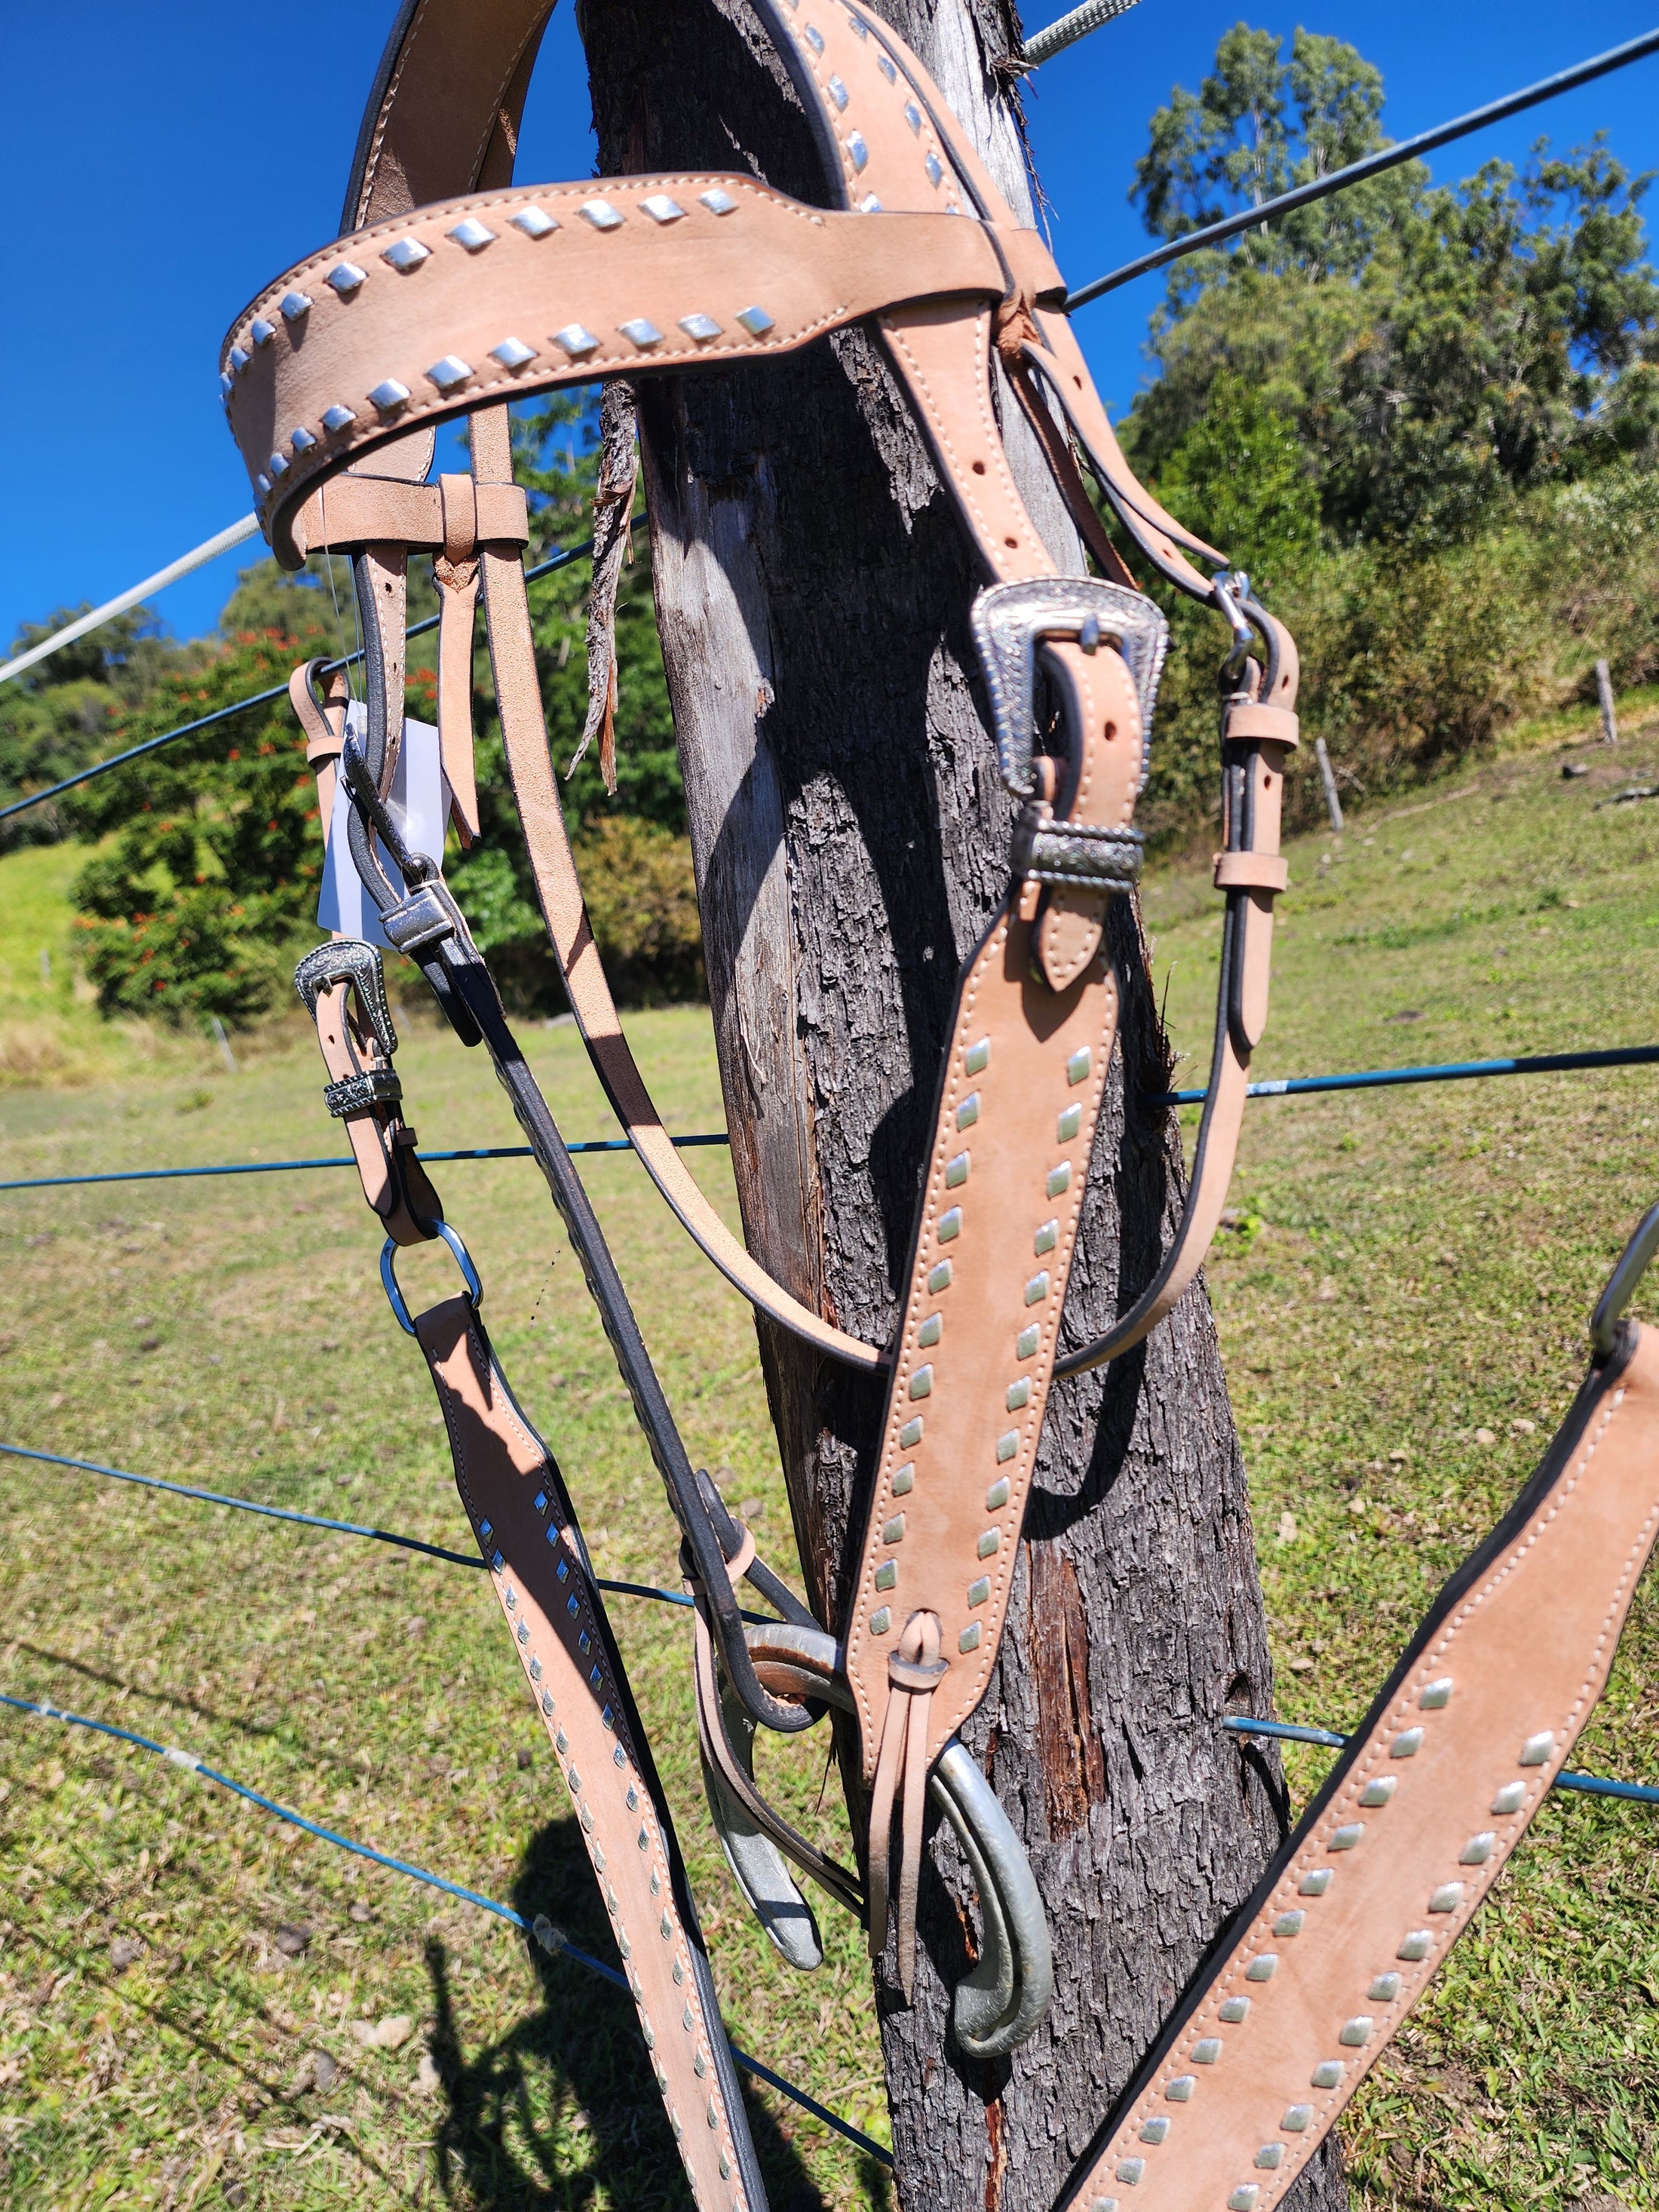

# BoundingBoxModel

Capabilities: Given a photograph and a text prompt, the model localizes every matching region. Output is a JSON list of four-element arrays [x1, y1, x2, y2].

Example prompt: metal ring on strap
[[380, 1220, 482, 1335]]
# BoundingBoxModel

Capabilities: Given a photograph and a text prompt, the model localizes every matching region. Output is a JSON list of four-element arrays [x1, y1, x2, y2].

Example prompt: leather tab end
[[1225, 701, 1299, 748], [1213, 851, 1289, 894]]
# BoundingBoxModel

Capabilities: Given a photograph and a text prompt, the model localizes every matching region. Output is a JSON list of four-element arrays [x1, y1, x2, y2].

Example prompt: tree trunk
[[581, 4, 1348, 2207]]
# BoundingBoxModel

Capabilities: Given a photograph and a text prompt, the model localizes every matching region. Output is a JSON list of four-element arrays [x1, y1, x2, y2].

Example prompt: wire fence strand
[[1154, 1042, 1659, 1108], [0, 1687, 893, 2169], [1222, 1714, 1659, 1806], [0, 524, 639, 825], [5, 1439, 1650, 1804], [4, 1041, 1651, 1196], [0, 1131, 728, 1195], [0, 1440, 774, 1621]]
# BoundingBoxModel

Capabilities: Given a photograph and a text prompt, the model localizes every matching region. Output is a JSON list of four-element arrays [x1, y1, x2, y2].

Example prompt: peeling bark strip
[[579, 2, 1348, 2206], [1027, 1542, 1105, 1840], [568, 378, 639, 796]]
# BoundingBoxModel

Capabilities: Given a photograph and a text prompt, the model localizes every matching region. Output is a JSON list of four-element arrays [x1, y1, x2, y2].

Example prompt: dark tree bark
[[580, 4, 1348, 2207]]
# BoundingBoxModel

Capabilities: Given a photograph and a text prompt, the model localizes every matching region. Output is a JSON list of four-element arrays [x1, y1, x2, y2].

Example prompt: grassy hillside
[[2, 719, 1657, 2208]]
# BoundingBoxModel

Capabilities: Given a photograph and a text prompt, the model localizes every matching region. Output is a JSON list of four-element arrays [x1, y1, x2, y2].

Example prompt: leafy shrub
[[63, 631, 324, 1025], [569, 815, 704, 1006]]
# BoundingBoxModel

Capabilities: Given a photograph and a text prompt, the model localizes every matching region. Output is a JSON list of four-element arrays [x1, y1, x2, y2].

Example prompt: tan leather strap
[[465, 403, 885, 1372], [288, 658, 351, 830], [413, 1293, 763, 2212], [1061, 1321, 1659, 2212], [1214, 851, 1289, 893], [345, 0, 555, 230], [1021, 313, 1229, 604], [841, 906, 1120, 1778], [864, 1612, 945, 1997], [300, 955, 441, 1247], [1054, 661, 1299, 1382]]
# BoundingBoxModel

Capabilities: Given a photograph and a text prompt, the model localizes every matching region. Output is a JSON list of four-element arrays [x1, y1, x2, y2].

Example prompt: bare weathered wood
[[1596, 657, 1619, 746], [581, 4, 1348, 2206]]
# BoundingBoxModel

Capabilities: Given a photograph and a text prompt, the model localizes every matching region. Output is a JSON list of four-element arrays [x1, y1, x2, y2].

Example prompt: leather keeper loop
[[323, 1068, 403, 1118], [1225, 701, 1299, 747], [1213, 850, 1289, 894], [887, 1655, 949, 1692], [289, 475, 529, 560], [1013, 804, 1145, 891], [439, 472, 479, 564]]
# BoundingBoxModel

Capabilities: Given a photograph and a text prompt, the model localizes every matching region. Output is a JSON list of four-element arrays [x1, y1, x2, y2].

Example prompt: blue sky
[[3, 0, 1657, 654]]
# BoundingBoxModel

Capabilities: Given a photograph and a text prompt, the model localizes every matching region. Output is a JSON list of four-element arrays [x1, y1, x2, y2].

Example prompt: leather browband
[[226, 183, 1044, 569]]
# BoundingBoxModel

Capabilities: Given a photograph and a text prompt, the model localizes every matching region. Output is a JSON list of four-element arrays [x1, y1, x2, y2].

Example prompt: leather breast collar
[[232, 5, 1659, 2206]]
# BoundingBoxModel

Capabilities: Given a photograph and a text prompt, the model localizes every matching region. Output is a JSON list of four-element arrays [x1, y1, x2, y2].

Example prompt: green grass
[[2, 720, 1657, 2208], [0, 841, 228, 1093]]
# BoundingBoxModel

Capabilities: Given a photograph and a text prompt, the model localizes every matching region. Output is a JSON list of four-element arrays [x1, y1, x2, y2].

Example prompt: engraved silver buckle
[[969, 576, 1169, 802], [293, 937, 398, 1059]]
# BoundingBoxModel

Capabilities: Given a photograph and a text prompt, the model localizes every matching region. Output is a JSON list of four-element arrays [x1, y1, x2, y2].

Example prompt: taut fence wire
[[0, 1687, 894, 2169]]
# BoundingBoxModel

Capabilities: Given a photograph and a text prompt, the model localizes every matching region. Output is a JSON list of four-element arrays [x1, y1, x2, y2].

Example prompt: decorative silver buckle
[[293, 938, 397, 1058], [969, 577, 1169, 802]]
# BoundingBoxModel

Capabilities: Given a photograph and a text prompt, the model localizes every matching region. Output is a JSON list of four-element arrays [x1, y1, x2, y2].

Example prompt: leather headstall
[[232, 1, 1659, 2204]]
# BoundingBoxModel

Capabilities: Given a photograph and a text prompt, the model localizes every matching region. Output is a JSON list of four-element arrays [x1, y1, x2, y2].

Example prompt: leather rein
[[222, 5, 1659, 2208]]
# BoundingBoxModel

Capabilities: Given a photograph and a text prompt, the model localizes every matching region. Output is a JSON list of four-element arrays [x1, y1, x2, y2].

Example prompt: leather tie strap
[[865, 1612, 946, 2000], [432, 469, 483, 842], [288, 658, 351, 830], [412, 1293, 766, 2212], [1059, 1320, 1659, 2212]]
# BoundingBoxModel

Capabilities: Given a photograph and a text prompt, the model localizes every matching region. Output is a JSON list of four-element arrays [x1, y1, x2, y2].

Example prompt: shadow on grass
[[424, 1809, 835, 2209]]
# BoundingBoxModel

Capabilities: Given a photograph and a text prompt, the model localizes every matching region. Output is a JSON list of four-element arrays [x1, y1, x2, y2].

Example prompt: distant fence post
[[1596, 659, 1619, 746], [209, 1016, 238, 1075], [1314, 735, 1345, 831]]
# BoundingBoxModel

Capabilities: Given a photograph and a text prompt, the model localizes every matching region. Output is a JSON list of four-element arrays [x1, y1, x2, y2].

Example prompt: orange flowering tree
[[63, 630, 348, 1024]]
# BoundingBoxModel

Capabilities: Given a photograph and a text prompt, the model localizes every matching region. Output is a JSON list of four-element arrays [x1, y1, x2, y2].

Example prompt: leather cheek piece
[[842, 908, 1119, 1781], [412, 1295, 759, 2210], [1213, 851, 1289, 894], [1063, 1323, 1659, 2212]]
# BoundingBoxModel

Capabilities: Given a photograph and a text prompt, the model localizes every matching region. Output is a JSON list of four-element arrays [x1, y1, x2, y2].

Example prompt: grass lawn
[[2, 714, 1657, 2210]]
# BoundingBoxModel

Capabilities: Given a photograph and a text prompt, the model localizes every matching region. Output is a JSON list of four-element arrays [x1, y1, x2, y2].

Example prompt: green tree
[[35, 401, 695, 1024], [62, 629, 325, 1024], [0, 607, 196, 847], [1124, 26, 1659, 547], [1156, 371, 1319, 592]]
